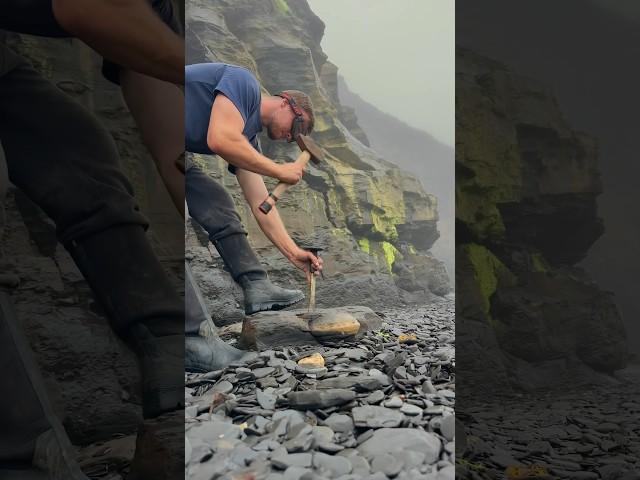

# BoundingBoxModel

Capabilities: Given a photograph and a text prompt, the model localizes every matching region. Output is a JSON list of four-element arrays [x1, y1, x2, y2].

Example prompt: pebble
[[313, 451, 353, 476], [439, 414, 455, 442], [256, 389, 277, 410], [400, 404, 423, 416], [297, 352, 325, 368], [287, 389, 356, 410], [364, 390, 385, 404], [384, 396, 404, 408], [352, 406, 404, 428], [321, 413, 355, 433], [371, 453, 404, 477]]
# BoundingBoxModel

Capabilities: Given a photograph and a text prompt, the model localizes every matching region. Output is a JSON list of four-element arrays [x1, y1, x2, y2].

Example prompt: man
[[184, 62, 323, 369], [1, 2, 186, 477], [3, 0, 186, 214]]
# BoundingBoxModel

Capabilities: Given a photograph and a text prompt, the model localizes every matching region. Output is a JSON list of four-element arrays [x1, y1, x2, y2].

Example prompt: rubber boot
[[65, 225, 184, 418], [0, 291, 90, 479], [213, 233, 304, 315], [185, 261, 256, 373]]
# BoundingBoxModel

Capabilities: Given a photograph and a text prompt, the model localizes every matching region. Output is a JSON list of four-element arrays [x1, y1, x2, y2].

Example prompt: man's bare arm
[[236, 168, 322, 281], [207, 95, 304, 184], [53, 0, 183, 85], [120, 70, 185, 217]]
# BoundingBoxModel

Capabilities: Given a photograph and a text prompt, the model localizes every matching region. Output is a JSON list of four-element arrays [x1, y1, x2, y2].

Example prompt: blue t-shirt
[[185, 63, 263, 157]]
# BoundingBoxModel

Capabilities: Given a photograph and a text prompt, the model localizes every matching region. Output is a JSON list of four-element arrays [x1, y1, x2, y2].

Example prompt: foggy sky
[[307, 0, 454, 147]]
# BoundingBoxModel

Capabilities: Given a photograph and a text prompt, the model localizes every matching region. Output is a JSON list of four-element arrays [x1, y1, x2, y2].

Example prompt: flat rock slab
[[238, 306, 382, 349]]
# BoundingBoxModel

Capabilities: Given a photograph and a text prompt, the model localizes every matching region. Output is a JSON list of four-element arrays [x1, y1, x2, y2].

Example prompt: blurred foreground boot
[[66, 225, 184, 418], [185, 261, 256, 372], [213, 233, 304, 315], [0, 291, 89, 479]]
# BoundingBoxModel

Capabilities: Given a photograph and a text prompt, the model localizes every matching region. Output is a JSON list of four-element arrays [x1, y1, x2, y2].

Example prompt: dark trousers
[[0, 43, 147, 245], [185, 161, 266, 332], [185, 161, 248, 242], [185, 161, 265, 276]]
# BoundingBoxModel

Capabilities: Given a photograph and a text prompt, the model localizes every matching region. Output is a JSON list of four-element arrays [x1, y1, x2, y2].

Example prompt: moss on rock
[[273, 0, 290, 15], [463, 243, 515, 315], [381, 241, 399, 273], [358, 238, 370, 254]]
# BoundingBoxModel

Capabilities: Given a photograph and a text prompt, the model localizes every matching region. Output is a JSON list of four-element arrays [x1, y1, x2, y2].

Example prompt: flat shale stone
[[287, 389, 356, 410], [352, 406, 404, 428]]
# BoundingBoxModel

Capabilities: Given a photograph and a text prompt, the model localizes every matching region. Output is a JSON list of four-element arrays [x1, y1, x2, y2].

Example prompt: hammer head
[[295, 135, 324, 164]]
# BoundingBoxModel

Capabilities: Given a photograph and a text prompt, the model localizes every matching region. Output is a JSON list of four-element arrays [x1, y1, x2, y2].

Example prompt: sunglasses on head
[[278, 92, 307, 142]]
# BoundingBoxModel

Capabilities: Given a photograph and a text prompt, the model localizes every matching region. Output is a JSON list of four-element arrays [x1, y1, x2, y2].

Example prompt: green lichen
[[530, 252, 549, 273], [464, 243, 514, 315], [371, 209, 399, 241], [273, 0, 290, 14], [382, 241, 399, 273], [457, 458, 487, 472], [358, 238, 370, 254]]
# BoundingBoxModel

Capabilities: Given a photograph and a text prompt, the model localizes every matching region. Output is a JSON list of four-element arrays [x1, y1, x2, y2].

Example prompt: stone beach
[[185, 298, 455, 480]]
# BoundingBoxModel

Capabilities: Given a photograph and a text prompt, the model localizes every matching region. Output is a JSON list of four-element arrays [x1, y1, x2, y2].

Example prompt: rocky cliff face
[[337, 75, 455, 281], [186, 0, 450, 321], [456, 48, 628, 391]]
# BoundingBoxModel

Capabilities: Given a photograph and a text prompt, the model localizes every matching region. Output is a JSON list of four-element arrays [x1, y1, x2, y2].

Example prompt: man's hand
[[275, 162, 305, 185], [237, 169, 323, 282], [289, 248, 324, 283]]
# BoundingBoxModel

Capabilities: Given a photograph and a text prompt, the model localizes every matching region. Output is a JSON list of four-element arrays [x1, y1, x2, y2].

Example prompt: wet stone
[[371, 453, 404, 477], [357, 428, 442, 464], [317, 442, 344, 453], [352, 406, 404, 428], [311, 426, 335, 445], [284, 423, 314, 452], [347, 454, 371, 476], [313, 451, 353, 477], [439, 415, 455, 442], [253, 367, 276, 379], [282, 466, 312, 480], [384, 397, 404, 408], [317, 375, 388, 392], [400, 404, 423, 416], [284, 360, 298, 370], [212, 380, 233, 394], [321, 413, 355, 433], [271, 452, 313, 470], [259, 376, 280, 389], [287, 389, 356, 410], [295, 365, 328, 375], [256, 389, 277, 410], [364, 390, 385, 404]]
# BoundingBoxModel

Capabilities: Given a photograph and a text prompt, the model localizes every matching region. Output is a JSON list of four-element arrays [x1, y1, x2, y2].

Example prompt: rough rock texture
[[185, 0, 450, 324], [237, 306, 382, 349], [338, 75, 455, 287], [186, 300, 455, 479], [1, 33, 183, 447], [456, 48, 628, 391], [458, 364, 640, 480]]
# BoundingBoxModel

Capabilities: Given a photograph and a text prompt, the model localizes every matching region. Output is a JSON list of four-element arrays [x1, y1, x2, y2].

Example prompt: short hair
[[280, 89, 315, 133]]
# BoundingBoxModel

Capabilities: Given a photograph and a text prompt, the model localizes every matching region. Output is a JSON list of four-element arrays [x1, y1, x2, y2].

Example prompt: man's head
[[265, 90, 315, 142]]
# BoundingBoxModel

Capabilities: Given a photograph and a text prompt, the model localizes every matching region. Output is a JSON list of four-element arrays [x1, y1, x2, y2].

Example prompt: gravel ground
[[458, 365, 640, 480], [185, 297, 455, 480]]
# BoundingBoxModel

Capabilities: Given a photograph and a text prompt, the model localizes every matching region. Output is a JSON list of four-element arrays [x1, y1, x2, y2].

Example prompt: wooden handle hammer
[[259, 135, 324, 214]]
